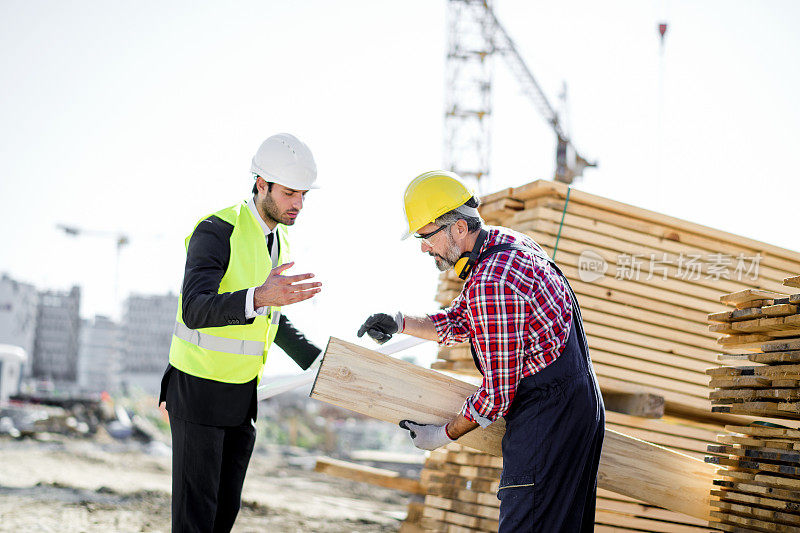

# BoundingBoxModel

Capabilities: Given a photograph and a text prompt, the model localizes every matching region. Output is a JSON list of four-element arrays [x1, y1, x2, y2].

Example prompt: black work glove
[[357, 312, 403, 344]]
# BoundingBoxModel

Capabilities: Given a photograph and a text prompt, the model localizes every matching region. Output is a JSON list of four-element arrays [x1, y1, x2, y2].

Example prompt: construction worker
[[358, 171, 605, 532], [159, 133, 323, 532]]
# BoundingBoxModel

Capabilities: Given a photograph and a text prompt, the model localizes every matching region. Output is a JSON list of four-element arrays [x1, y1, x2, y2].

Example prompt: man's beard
[[260, 193, 297, 226], [430, 233, 462, 272]]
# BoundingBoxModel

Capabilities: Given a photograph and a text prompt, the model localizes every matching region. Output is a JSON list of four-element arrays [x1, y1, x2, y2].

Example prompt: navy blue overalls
[[469, 243, 605, 532]]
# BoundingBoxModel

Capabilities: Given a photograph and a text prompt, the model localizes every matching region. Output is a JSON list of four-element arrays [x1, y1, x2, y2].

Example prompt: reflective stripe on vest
[[167, 200, 291, 384], [173, 321, 265, 357]]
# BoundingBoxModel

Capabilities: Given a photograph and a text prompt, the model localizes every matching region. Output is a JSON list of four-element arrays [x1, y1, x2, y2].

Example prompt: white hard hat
[[250, 133, 319, 190]]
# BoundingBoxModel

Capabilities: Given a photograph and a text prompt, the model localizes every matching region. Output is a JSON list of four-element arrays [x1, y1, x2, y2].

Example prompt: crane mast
[[444, 0, 596, 190]]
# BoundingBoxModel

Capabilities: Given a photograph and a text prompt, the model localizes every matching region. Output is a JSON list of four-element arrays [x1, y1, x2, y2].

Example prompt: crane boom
[[484, 7, 563, 138], [444, 0, 596, 185]]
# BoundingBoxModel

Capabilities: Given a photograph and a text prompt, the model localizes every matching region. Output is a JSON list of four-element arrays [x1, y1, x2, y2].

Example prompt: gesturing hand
[[253, 262, 321, 307]]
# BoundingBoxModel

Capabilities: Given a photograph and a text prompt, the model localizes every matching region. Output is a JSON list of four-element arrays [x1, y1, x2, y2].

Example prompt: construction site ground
[[0, 435, 408, 532]]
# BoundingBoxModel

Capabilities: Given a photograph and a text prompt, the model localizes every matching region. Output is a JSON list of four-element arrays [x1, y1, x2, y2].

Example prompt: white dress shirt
[[244, 196, 280, 319]]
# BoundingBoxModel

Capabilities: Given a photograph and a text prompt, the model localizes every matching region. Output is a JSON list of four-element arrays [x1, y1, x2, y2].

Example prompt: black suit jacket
[[160, 213, 321, 426]]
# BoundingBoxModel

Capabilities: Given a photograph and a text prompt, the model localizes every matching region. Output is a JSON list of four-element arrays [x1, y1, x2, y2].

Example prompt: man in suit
[[160, 133, 323, 532]]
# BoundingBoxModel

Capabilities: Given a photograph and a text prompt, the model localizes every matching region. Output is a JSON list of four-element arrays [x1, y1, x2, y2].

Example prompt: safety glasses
[[414, 224, 450, 246]]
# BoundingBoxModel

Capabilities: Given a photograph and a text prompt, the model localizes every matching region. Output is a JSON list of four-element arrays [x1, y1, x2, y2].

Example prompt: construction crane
[[444, 0, 596, 190], [56, 224, 130, 313]]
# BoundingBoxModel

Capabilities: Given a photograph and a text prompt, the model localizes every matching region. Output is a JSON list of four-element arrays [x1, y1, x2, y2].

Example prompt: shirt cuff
[[427, 310, 450, 343], [245, 287, 270, 318], [462, 399, 494, 429], [245, 287, 256, 318]]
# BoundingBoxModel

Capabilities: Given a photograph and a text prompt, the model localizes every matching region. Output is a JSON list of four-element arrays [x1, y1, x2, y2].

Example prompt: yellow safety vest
[[167, 200, 290, 384]]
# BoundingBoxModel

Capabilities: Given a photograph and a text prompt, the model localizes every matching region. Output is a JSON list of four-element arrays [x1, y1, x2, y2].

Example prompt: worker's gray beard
[[432, 234, 462, 272], [260, 192, 296, 226]]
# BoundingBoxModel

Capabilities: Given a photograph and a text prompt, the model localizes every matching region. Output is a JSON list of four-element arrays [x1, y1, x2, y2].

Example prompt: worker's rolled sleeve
[[428, 290, 473, 346]]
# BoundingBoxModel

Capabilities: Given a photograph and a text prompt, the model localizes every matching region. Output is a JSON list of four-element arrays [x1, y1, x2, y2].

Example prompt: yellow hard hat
[[402, 170, 475, 239]]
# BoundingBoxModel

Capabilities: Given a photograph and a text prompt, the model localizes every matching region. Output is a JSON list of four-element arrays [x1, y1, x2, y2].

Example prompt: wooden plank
[[709, 308, 765, 324], [718, 334, 773, 350], [523, 214, 759, 296], [592, 361, 710, 399], [577, 291, 719, 342], [714, 479, 800, 503], [719, 469, 800, 491], [314, 456, 425, 494], [596, 374, 726, 423], [581, 307, 722, 353], [713, 403, 800, 420], [585, 321, 719, 364], [708, 364, 800, 380], [587, 335, 715, 372], [711, 499, 800, 526], [521, 202, 790, 291], [526, 235, 726, 313], [510, 180, 800, 268], [479, 187, 515, 205], [711, 388, 800, 403], [762, 339, 800, 353], [569, 275, 712, 326], [523, 227, 740, 305], [603, 391, 665, 418], [424, 495, 500, 520], [721, 289, 787, 306], [596, 496, 709, 526], [520, 195, 796, 283], [592, 349, 710, 387], [709, 444, 800, 465], [594, 510, 713, 532], [710, 509, 799, 532], [725, 425, 800, 439], [311, 338, 718, 521], [748, 350, 800, 364]]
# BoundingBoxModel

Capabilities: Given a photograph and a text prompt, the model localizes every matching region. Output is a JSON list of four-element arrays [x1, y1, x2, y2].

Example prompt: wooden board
[[312, 337, 718, 521], [314, 456, 425, 494], [519, 195, 796, 282], [509, 179, 800, 267]]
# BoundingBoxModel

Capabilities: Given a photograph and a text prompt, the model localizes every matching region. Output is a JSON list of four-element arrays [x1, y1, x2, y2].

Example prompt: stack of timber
[[705, 278, 800, 532], [434, 180, 800, 421], [412, 180, 800, 532], [417, 416, 724, 533], [310, 338, 721, 531]]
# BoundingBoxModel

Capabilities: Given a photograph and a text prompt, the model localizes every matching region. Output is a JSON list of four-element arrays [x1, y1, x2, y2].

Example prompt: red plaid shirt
[[428, 227, 573, 427]]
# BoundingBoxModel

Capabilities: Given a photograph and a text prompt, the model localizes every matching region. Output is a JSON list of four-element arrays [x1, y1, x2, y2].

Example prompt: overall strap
[[468, 243, 545, 375], [468, 242, 585, 375]]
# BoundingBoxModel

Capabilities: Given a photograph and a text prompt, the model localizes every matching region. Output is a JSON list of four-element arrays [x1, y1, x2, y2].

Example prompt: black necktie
[[266, 232, 274, 256]]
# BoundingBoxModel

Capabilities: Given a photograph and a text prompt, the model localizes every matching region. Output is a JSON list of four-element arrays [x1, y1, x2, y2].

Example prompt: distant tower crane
[[56, 224, 130, 314], [444, 0, 596, 190]]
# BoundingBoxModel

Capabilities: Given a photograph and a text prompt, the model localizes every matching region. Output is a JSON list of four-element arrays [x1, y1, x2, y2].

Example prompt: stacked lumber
[[414, 413, 724, 533], [409, 179, 800, 532], [419, 444, 500, 532], [705, 279, 800, 532], [433, 179, 800, 422], [309, 338, 727, 530]]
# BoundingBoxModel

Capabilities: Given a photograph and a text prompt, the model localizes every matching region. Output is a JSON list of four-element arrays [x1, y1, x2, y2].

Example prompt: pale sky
[[1, 1, 798, 374]]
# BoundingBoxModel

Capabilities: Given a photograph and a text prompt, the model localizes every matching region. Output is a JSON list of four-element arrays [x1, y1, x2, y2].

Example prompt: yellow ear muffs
[[454, 254, 471, 279], [455, 229, 488, 280]]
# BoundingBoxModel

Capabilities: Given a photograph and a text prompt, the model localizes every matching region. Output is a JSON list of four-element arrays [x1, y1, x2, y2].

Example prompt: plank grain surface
[[311, 337, 717, 521]]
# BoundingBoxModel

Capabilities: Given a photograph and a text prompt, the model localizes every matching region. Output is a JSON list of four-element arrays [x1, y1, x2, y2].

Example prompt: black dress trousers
[[169, 413, 256, 533]]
